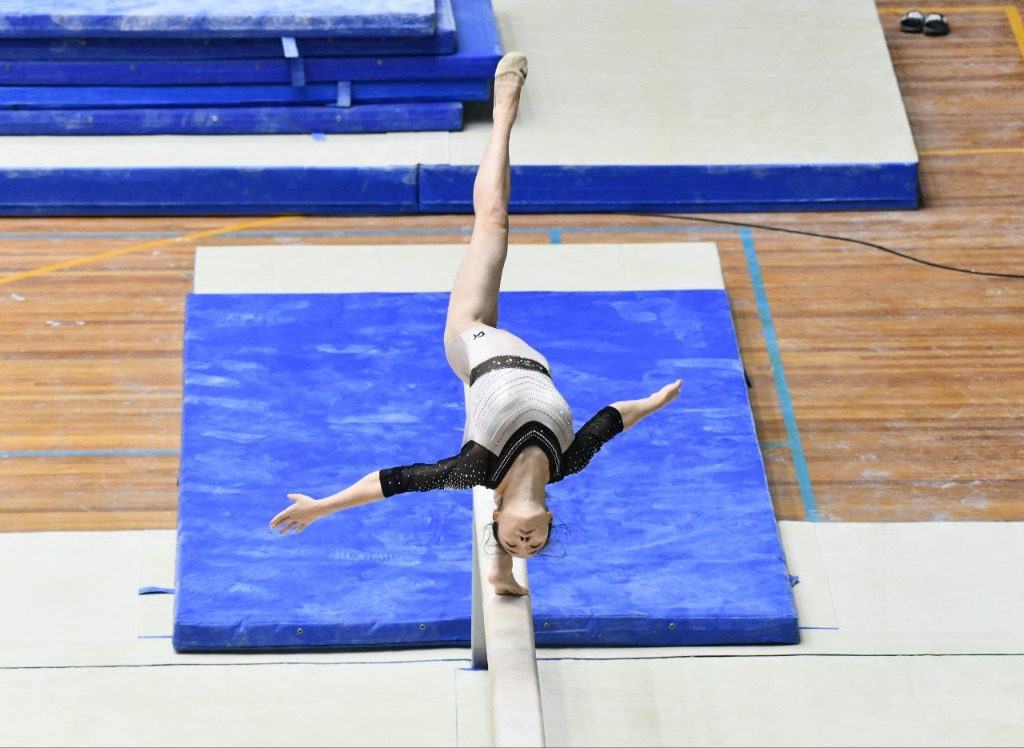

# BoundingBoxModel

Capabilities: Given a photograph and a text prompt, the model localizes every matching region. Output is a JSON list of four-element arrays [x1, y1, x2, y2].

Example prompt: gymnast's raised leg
[[443, 52, 527, 348]]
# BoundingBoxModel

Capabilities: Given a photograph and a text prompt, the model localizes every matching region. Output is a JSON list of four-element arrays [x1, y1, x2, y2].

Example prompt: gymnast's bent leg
[[443, 54, 526, 349]]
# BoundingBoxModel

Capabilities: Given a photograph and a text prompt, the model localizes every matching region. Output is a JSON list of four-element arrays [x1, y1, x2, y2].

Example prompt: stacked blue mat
[[0, 0, 502, 135]]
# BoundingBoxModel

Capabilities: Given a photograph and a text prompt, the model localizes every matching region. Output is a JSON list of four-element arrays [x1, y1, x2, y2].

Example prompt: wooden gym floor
[[1, 0, 1022, 533]]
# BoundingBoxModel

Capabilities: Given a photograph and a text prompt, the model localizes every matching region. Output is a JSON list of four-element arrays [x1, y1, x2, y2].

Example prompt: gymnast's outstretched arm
[[271, 446, 486, 535], [270, 471, 384, 535]]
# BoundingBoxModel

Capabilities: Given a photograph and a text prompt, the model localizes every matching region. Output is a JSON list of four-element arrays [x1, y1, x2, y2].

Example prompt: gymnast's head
[[490, 445, 556, 558], [491, 493, 554, 559]]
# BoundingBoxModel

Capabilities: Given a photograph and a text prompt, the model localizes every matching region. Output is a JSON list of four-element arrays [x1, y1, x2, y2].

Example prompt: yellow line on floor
[[1006, 6, 1024, 62], [0, 215, 297, 288]]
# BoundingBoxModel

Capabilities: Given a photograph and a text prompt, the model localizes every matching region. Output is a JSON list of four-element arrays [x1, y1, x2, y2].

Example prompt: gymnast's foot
[[493, 51, 527, 125], [489, 554, 530, 596], [489, 570, 530, 596]]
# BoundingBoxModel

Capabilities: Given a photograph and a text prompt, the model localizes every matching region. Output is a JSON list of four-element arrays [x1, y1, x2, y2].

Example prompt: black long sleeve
[[558, 406, 624, 479], [378, 442, 491, 497]]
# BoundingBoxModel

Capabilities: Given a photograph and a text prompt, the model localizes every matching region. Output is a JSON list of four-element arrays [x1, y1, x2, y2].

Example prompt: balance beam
[[471, 486, 546, 747], [464, 370, 545, 747]]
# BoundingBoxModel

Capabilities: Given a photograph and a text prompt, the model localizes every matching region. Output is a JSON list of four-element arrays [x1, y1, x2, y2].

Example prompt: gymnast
[[270, 51, 682, 596]]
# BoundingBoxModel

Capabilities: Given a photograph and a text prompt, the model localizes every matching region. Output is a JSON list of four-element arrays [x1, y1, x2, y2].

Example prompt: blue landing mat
[[175, 290, 798, 651], [0, 80, 490, 109], [0, 102, 462, 135], [0, 84, 349, 109], [0, 0, 499, 86], [0, 0, 456, 58], [0, 0, 436, 38]]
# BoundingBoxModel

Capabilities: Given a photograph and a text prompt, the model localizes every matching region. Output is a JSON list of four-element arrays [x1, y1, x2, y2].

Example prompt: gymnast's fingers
[[270, 494, 305, 529]]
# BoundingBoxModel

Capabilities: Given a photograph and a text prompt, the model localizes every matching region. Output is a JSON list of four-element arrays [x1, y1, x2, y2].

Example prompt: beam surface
[[472, 486, 546, 747]]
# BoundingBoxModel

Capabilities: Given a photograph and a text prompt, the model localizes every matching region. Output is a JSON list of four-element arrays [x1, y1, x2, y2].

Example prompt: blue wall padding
[[419, 163, 921, 213], [0, 167, 419, 216], [174, 289, 798, 651], [0, 0, 500, 86], [0, 0, 455, 58], [0, 102, 462, 135], [0, 0, 437, 38]]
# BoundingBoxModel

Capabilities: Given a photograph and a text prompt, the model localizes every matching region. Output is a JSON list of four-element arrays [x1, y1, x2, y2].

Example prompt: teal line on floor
[[739, 227, 818, 522]]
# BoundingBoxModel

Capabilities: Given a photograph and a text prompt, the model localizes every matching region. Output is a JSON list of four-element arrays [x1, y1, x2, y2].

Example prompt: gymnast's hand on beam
[[270, 493, 325, 535]]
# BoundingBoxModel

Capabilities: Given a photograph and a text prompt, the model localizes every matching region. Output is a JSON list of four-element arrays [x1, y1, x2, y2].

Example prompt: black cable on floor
[[626, 212, 1024, 280]]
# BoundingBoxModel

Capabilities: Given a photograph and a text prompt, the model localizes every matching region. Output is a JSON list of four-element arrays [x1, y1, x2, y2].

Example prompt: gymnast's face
[[492, 504, 553, 558]]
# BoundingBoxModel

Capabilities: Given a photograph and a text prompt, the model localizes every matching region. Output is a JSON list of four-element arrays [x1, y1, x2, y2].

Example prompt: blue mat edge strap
[[419, 163, 922, 212], [0, 166, 420, 214], [0, 80, 490, 108], [172, 618, 802, 651], [0, 102, 463, 135], [172, 619, 473, 651], [0, 162, 919, 216], [171, 617, 799, 651]]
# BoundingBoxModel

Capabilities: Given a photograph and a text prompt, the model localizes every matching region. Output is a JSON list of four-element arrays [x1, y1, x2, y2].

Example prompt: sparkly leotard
[[378, 324, 623, 497]]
